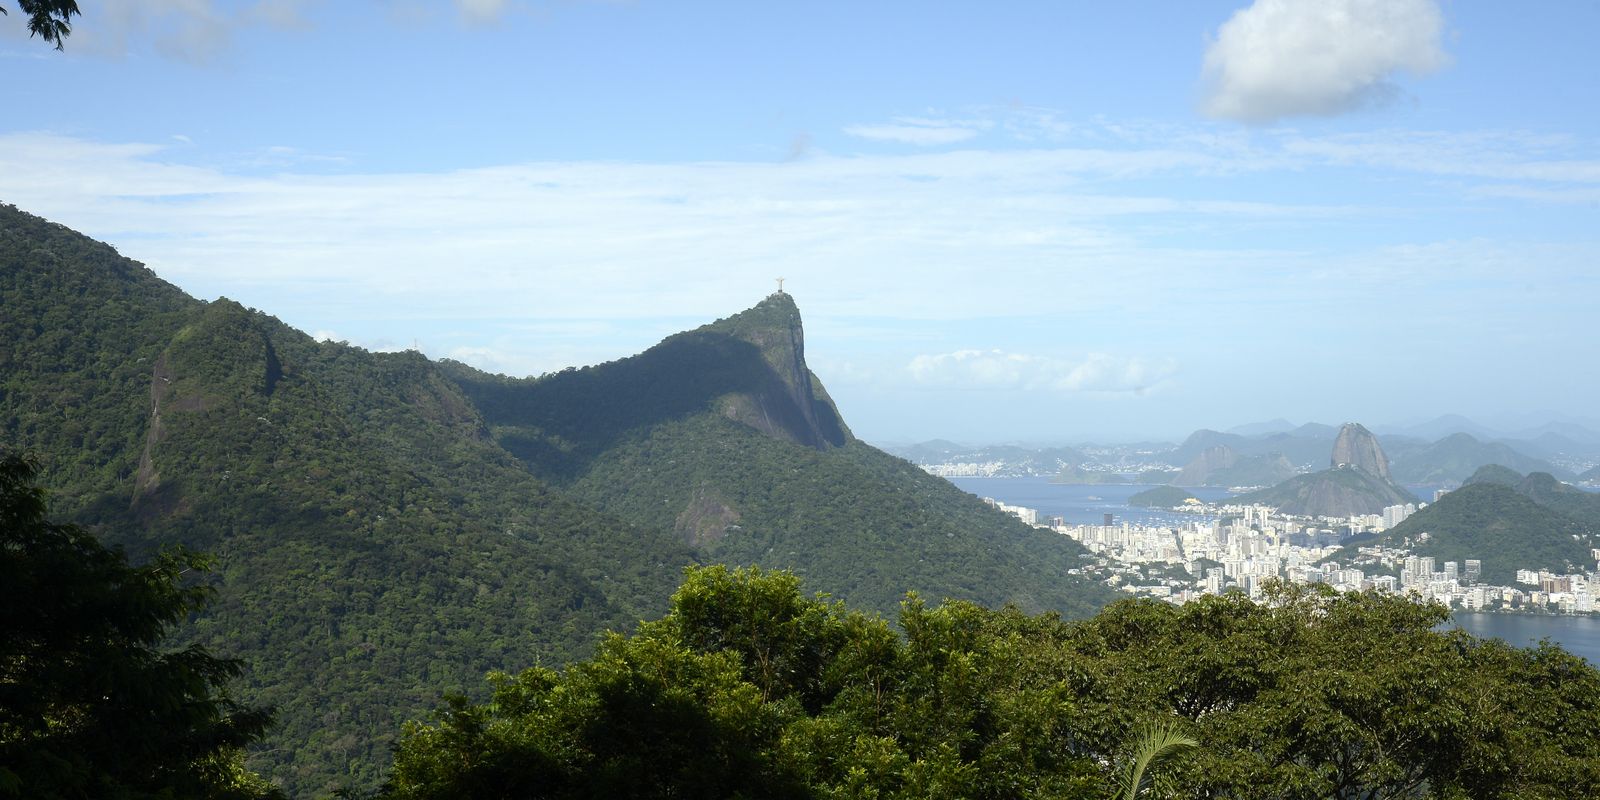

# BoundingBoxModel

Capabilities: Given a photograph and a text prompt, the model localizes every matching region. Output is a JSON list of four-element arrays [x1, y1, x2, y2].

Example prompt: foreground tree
[[0, 1, 79, 49], [0, 453, 279, 800], [385, 566, 1600, 800]]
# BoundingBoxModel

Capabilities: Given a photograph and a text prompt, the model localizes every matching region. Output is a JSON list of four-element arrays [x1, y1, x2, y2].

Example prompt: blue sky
[[3, 0, 1598, 443]]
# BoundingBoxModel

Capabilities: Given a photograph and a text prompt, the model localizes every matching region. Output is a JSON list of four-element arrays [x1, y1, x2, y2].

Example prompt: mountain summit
[[1234, 421, 1413, 516], [691, 291, 850, 450], [1330, 422, 1392, 481]]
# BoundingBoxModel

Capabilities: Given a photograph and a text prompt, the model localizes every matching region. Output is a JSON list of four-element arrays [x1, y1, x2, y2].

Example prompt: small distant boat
[[1085, 495, 1102, 501]]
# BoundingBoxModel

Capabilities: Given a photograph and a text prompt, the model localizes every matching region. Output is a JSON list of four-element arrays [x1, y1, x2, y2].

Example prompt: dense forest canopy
[[381, 565, 1600, 800], [0, 453, 278, 800]]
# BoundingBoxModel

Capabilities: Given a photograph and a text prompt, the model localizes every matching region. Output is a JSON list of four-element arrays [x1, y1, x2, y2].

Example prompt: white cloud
[[0, 123, 1592, 362], [73, 0, 234, 64], [844, 116, 992, 146], [907, 350, 1177, 395], [1201, 0, 1450, 123]]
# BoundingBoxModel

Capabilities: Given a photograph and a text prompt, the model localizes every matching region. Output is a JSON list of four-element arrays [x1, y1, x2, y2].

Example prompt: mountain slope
[[2, 205, 1116, 794], [1388, 432, 1563, 484], [1329, 482, 1597, 585], [2, 205, 694, 795], [444, 292, 1114, 617], [1174, 444, 1295, 487], [1234, 464, 1415, 517]]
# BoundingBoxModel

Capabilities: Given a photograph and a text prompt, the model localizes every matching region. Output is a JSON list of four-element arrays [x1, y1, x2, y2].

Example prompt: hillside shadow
[[448, 331, 845, 482]]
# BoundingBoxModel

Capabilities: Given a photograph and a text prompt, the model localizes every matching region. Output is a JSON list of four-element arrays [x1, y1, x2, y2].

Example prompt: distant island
[[1127, 485, 1199, 508]]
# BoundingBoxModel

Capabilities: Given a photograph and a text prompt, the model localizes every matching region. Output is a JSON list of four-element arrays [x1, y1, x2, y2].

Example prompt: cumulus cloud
[[844, 116, 991, 146], [907, 350, 1177, 394], [1201, 0, 1450, 123]]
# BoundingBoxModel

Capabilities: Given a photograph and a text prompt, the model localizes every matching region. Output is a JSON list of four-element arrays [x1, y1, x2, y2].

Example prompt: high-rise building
[[1444, 561, 1459, 582], [1464, 559, 1482, 584]]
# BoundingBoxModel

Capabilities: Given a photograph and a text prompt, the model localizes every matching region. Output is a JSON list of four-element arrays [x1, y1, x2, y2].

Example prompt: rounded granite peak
[[1330, 422, 1392, 483]]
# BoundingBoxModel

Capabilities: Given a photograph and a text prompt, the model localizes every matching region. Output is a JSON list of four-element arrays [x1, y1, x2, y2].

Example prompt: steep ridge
[[444, 293, 848, 482], [445, 294, 1114, 617]]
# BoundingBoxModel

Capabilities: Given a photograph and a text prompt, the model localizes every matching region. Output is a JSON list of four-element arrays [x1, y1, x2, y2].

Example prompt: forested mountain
[[1169, 426, 1338, 468], [1173, 444, 1295, 488], [2, 206, 694, 794], [1387, 432, 1567, 484], [1, 205, 1112, 795], [442, 293, 1113, 617], [1329, 480, 1597, 585]]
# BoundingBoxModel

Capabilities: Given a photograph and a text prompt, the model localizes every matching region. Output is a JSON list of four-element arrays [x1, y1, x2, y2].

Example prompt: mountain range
[[0, 205, 1113, 796]]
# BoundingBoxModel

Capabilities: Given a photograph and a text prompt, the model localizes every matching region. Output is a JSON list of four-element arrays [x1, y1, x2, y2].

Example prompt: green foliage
[[1126, 485, 1197, 508], [1116, 722, 1196, 800], [1390, 433, 1565, 484], [1, 204, 1110, 794], [563, 414, 1117, 617], [0, 0, 78, 49], [1, 205, 694, 795], [1333, 482, 1597, 584], [387, 568, 1600, 800], [0, 453, 279, 800], [1232, 464, 1415, 517]]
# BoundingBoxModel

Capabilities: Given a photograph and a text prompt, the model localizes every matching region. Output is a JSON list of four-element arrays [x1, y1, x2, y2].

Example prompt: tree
[[0, 453, 280, 800], [0, 1, 79, 50]]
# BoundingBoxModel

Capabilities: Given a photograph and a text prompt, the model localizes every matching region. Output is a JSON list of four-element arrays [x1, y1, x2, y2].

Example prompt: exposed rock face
[[705, 292, 851, 450], [1331, 422, 1391, 481]]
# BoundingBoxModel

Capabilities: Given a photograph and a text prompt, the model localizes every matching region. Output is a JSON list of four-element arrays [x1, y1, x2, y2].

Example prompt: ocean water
[[1451, 612, 1600, 665], [945, 475, 1234, 527]]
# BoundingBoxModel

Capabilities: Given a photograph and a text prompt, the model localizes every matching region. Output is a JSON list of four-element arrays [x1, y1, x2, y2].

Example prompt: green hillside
[[1233, 464, 1414, 517], [1512, 471, 1600, 524], [1, 205, 1115, 795], [1128, 485, 1198, 507], [2, 206, 694, 794], [1328, 482, 1597, 585], [1389, 432, 1563, 484], [444, 294, 1113, 619]]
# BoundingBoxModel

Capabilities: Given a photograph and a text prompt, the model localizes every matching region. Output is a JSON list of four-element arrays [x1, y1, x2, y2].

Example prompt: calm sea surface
[[1450, 613, 1600, 664], [945, 475, 1234, 526], [945, 475, 1600, 664]]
